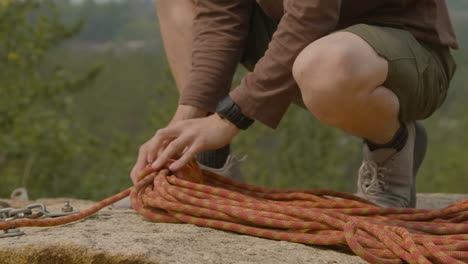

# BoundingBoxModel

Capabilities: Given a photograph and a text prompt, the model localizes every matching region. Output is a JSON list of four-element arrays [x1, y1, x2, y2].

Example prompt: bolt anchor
[[62, 201, 74, 213]]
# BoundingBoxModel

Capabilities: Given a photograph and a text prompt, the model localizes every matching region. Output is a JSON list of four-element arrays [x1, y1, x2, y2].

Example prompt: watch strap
[[216, 96, 254, 130]]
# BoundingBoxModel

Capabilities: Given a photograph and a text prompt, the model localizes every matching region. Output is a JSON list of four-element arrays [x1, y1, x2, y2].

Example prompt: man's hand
[[151, 113, 239, 170], [130, 110, 239, 184], [130, 105, 207, 184]]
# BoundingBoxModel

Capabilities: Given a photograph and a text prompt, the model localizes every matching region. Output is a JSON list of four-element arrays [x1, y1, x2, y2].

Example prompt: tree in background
[[0, 0, 99, 198]]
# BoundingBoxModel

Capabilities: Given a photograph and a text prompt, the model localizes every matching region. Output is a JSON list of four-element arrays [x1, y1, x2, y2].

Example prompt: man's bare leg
[[292, 32, 426, 208], [154, 0, 231, 170], [292, 32, 399, 143], [118, 1, 231, 208], [155, 0, 194, 92]]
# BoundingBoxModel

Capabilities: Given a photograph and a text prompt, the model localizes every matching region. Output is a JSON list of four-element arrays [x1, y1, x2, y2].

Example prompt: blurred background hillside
[[1, 0, 467, 200]]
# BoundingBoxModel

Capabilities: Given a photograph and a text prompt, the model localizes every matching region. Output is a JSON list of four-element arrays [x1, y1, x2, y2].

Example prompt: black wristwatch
[[216, 96, 254, 130]]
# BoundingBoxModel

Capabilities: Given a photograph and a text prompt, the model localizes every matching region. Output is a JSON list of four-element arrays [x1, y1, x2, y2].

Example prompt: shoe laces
[[359, 161, 389, 196]]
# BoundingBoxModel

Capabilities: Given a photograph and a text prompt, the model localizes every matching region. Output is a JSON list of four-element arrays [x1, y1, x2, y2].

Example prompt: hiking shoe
[[113, 196, 132, 209], [198, 154, 246, 182], [357, 121, 427, 208]]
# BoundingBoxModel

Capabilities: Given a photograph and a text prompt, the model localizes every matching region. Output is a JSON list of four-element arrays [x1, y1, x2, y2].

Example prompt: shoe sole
[[112, 196, 132, 209], [411, 121, 428, 208]]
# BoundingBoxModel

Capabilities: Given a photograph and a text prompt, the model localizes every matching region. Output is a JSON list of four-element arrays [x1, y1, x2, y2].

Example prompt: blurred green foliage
[[0, 0, 134, 199], [0, 0, 95, 198], [0, 0, 466, 201]]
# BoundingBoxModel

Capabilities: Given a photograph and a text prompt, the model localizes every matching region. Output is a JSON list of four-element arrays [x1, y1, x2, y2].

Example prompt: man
[[131, 0, 457, 208]]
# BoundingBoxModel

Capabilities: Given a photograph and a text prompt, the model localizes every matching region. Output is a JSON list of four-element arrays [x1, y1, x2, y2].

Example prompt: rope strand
[[1, 160, 466, 264]]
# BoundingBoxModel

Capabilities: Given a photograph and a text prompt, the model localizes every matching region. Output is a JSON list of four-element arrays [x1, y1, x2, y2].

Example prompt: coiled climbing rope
[[1, 160, 467, 264]]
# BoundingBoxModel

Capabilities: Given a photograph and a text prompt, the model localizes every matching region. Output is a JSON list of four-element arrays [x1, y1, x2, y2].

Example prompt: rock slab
[[0, 194, 466, 264]]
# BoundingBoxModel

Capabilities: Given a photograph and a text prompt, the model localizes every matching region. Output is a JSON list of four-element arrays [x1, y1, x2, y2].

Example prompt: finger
[[156, 140, 170, 158], [169, 145, 199, 171], [131, 144, 149, 184], [147, 139, 172, 164], [146, 128, 177, 163], [148, 139, 171, 164], [130, 166, 138, 185], [152, 138, 187, 169]]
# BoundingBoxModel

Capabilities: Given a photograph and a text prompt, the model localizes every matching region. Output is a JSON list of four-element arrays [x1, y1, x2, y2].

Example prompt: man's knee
[[292, 35, 361, 124]]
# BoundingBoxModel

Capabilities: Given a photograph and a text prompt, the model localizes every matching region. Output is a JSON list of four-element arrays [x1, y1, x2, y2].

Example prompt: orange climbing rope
[[1, 160, 467, 264]]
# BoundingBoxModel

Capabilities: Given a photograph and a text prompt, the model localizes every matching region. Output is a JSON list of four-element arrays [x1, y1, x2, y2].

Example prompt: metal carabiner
[[26, 203, 47, 211], [23, 203, 47, 219], [7, 207, 33, 219], [0, 208, 12, 216], [0, 208, 16, 221]]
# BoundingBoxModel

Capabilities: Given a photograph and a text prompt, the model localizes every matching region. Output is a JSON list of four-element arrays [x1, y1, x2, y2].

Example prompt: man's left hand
[[148, 113, 240, 172]]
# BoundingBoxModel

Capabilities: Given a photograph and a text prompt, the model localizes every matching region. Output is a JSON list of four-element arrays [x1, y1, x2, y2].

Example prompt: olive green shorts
[[241, 5, 457, 121]]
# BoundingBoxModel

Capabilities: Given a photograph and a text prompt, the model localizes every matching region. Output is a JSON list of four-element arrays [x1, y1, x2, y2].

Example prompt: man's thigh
[[341, 24, 457, 121], [243, 19, 457, 121], [312, 24, 455, 121]]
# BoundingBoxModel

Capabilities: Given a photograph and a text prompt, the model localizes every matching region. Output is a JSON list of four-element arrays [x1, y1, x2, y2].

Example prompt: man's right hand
[[130, 105, 207, 184]]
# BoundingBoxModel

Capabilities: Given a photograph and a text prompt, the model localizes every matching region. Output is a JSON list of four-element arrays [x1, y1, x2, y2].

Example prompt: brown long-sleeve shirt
[[180, 0, 458, 129]]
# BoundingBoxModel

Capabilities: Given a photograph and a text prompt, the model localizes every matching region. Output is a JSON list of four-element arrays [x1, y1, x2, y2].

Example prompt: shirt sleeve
[[230, 0, 342, 128], [179, 0, 253, 113]]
